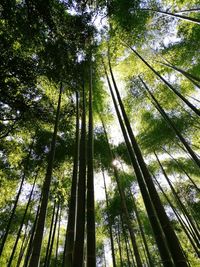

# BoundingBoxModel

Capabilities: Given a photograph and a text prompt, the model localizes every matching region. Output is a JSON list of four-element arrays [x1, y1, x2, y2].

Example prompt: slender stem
[[72, 83, 87, 267], [87, 59, 96, 267], [63, 91, 80, 267], [29, 84, 63, 267], [139, 77, 200, 168], [125, 44, 200, 116]]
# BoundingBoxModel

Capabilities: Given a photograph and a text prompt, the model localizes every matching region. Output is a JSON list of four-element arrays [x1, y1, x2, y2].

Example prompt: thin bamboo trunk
[[141, 241, 150, 267], [55, 206, 62, 266], [158, 61, 200, 89], [154, 175, 200, 257], [16, 230, 28, 267], [101, 116, 142, 266], [155, 153, 200, 243], [116, 220, 123, 267], [129, 190, 154, 267], [103, 68, 174, 267], [0, 139, 34, 256], [126, 45, 200, 116], [175, 8, 200, 14], [107, 59, 187, 266], [72, 84, 87, 267], [16, 230, 30, 267], [23, 198, 41, 267], [102, 165, 117, 267], [142, 8, 200, 25], [28, 84, 63, 267], [46, 201, 60, 267], [161, 147, 200, 192], [64, 91, 80, 267], [120, 214, 131, 267], [114, 168, 143, 267], [127, 234, 136, 267], [7, 171, 38, 267], [87, 61, 96, 267], [44, 201, 57, 267], [139, 77, 200, 169], [187, 94, 200, 104]]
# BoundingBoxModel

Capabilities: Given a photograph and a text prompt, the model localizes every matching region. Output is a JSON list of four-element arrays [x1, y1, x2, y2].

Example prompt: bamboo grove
[[0, 0, 199, 266]]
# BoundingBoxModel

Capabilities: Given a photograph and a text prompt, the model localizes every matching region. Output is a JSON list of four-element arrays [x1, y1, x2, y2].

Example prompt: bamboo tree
[[155, 153, 200, 244], [161, 147, 200, 192], [44, 201, 57, 267], [102, 165, 117, 267], [7, 170, 38, 267], [128, 238, 137, 267], [129, 190, 154, 267], [55, 206, 62, 266], [113, 167, 143, 267], [63, 91, 80, 267], [124, 45, 200, 116], [28, 83, 63, 267], [158, 60, 200, 90], [127, 232, 137, 267], [141, 8, 200, 25], [116, 219, 123, 267], [72, 83, 87, 267], [175, 8, 200, 14], [46, 201, 60, 267], [87, 60, 96, 267], [153, 175, 200, 257], [23, 198, 41, 267], [120, 213, 132, 267], [139, 77, 200, 168], [103, 67, 174, 267], [101, 118, 142, 267], [16, 230, 30, 267], [0, 138, 35, 257], [107, 59, 188, 266]]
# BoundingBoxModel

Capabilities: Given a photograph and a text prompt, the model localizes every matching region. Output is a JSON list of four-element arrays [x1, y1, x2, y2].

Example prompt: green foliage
[[0, 0, 199, 265], [137, 110, 195, 153]]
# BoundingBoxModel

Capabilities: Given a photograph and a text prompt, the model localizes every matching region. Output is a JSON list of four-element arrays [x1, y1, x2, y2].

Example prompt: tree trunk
[[28, 83, 63, 267], [142, 8, 200, 25], [55, 206, 62, 266], [7, 171, 38, 267], [87, 61, 96, 267], [44, 201, 57, 267], [175, 8, 200, 14], [116, 220, 123, 267], [103, 67, 174, 267], [126, 231, 137, 267], [158, 60, 200, 90], [101, 118, 142, 267], [23, 198, 41, 267], [155, 153, 200, 243], [126, 45, 200, 116], [153, 175, 200, 257], [114, 168, 143, 267], [63, 91, 80, 267], [16, 230, 29, 267], [72, 84, 87, 267], [161, 147, 200, 192], [46, 201, 60, 267], [102, 165, 117, 267], [107, 59, 188, 266], [140, 77, 200, 169], [120, 214, 132, 267], [129, 190, 154, 267], [0, 138, 34, 257]]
